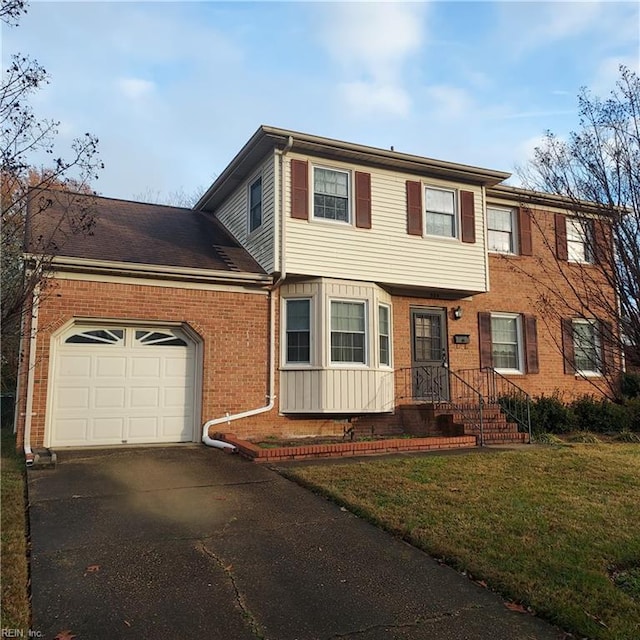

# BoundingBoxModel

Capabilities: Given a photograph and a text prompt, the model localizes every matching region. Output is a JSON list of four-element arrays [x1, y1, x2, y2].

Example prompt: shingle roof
[[25, 189, 265, 275]]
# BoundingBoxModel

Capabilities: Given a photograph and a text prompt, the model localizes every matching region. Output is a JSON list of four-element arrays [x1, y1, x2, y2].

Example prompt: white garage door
[[50, 326, 196, 447]]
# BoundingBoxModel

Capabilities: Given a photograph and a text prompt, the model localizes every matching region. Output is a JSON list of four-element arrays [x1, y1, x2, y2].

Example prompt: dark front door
[[411, 308, 449, 401]]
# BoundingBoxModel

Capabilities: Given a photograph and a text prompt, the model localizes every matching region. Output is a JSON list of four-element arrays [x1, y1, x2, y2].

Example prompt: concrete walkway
[[28, 446, 563, 639]]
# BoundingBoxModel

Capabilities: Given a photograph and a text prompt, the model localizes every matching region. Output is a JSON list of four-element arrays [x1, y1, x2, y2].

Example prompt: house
[[14, 126, 620, 460]]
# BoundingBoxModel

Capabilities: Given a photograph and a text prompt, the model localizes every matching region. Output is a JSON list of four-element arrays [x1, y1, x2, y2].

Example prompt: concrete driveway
[[28, 446, 563, 639]]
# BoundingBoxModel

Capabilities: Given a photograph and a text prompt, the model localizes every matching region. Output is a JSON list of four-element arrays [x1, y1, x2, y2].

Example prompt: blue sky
[[4, 1, 639, 202]]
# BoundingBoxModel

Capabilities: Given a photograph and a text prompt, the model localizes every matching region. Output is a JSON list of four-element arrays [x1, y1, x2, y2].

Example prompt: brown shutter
[[478, 312, 493, 369], [555, 213, 568, 260], [518, 208, 533, 256], [290, 159, 309, 220], [592, 218, 610, 266], [460, 190, 475, 243], [523, 315, 539, 374], [561, 318, 575, 374], [599, 320, 615, 374], [406, 181, 422, 236], [355, 171, 372, 229]]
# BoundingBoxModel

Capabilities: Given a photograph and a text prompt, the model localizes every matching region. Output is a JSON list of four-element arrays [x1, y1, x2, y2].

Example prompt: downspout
[[202, 136, 293, 449], [23, 283, 41, 466]]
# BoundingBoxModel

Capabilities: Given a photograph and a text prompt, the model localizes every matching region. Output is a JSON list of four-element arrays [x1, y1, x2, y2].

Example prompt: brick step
[[461, 421, 518, 431], [481, 432, 529, 445]]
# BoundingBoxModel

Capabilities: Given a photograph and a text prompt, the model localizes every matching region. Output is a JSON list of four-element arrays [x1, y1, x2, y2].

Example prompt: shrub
[[625, 397, 640, 432], [571, 395, 631, 433], [533, 432, 565, 445], [621, 372, 640, 399], [567, 431, 602, 443], [529, 392, 575, 434], [613, 430, 640, 443]]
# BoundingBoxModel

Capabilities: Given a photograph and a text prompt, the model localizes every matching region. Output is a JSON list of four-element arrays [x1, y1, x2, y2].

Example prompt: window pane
[[379, 306, 390, 366], [425, 188, 454, 214], [286, 299, 310, 363], [331, 301, 366, 363], [491, 316, 520, 370], [426, 211, 455, 237], [573, 322, 599, 372], [249, 177, 262, 231], [488, 208, 513, 232], [488, 230, 512, 253]]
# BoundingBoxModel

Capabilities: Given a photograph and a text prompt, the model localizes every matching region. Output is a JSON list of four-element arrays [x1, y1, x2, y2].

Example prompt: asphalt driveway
[[28, 446, 563, 639]]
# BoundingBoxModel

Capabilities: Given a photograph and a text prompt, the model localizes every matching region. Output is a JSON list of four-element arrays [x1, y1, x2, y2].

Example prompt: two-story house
[[15, 126, 619, 460]]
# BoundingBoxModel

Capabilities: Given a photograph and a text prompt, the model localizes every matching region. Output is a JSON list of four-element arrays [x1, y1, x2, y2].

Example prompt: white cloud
[[424, 85, 472, 120], [316, 2, 428, 116], [341, 82, 411, 118], [117, 77, 156, 102]]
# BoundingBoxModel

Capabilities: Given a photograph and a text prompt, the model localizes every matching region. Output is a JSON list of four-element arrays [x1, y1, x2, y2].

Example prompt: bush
[[625, 397, 640, 432], [571, 395, 631, 433], [529, 392, 575, 435], [621, 372, 640, 399]]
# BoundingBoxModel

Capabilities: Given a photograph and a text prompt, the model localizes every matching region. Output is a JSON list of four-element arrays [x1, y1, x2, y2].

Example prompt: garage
[[49, 325, 198, 447]]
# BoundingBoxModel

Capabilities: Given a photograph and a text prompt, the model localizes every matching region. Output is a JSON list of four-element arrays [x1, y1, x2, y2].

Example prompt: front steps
[[399, 402, 529, 445]]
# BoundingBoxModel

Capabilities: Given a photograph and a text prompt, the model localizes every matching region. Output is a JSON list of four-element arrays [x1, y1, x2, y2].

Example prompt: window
[[425, 187, 456, 237], [331, 301, 366, 363], [249, 176, 262, 232], [487, 207, 516, 253], [566, 218, 593, 263], [573, 320, 601, 374], [285, 299, 311, 363], [65, 329, 124, 345], [491, 314, 522, 372], [313, 167, 350, 222], [378, 305, 390, 366], [135, 330, 187, 347]]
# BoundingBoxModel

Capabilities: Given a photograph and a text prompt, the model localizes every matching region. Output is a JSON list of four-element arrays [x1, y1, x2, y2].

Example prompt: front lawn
[[282, 445, 640, 640]]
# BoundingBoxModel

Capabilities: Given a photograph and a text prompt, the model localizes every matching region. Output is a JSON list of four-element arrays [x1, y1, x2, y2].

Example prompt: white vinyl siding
[[487, 206, 517, 254], [214, 153, 275, 272], [285, 154, 488, 294]]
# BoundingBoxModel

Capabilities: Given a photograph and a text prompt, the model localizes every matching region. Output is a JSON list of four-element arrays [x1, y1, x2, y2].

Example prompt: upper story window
[[425, 187, 456, 238], [314, 167, 350, 223], [249, 176, 262, 233], [285, 299, 311, 364], [331, 300, 366, 364], [566, 218, 593, 263], [487, 207, 517, 254]]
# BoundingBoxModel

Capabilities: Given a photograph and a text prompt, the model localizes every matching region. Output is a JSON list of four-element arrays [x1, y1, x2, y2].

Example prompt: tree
[[517, 66, 640, 397], [1, 0, 103, 393]]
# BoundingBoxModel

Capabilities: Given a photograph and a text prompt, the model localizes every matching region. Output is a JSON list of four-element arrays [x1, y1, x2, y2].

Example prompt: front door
[[411, 308, 449, 401]]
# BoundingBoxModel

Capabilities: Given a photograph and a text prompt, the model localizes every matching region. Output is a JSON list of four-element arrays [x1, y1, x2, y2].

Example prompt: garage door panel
[[51, 326, 196, 447], [92, 418, 125, 441], [130, 387, 160, 408], [57, 387, 90, 409], [57, 355, 92, 377], [96, 356, 127, 377], [131, 357, 162, 378]]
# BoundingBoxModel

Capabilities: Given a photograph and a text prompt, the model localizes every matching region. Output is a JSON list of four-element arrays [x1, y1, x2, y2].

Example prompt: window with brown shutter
[[523, 315, 539, 373], [478, 312, 493, 369], [599, 320, 615, 374], [592, 218, 610, 266], [555, 213, 568, 260], [406, 181, 422, 236], [354, 171, 372, 229], [290, 159, 309, 220], [518, 208, 533, 256], [460, 190, 475, 243]]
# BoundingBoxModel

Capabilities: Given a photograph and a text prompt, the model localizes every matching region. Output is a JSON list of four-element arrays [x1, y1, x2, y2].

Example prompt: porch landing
[[214, 433, 476, 463]]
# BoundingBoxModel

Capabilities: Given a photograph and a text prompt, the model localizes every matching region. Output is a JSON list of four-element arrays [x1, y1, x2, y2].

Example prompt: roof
[[25, 189, 266, 277], [196, 125, 512, 211]]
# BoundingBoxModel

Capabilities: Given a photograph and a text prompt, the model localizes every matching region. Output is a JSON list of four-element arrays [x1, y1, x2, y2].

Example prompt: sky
[[3, 1, 639, 203]]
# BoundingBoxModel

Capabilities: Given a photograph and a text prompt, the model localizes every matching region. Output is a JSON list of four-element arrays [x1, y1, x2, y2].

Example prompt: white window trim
[[572, 319, 602, 376], [566, 218, 593, 264], [491, 313, 524, 375], [312, 165, 352, 225], [282, 297, 314, 368], [378, 303, 392, 368], [329, 298, 368, 367], [247, 174, 263, 234], [487, 206, 518, 255], [424, 185, 458, 240]]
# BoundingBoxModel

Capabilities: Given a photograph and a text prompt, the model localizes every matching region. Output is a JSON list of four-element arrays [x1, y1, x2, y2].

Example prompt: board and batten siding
[[279, 278, 394, 414], [284, 153, 489, 293], [214, 153, 276, 273]]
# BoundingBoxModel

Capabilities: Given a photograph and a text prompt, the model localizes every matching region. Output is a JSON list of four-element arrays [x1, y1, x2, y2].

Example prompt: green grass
[[283, 445, 640, 640], [1, 429, 30, 631]]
